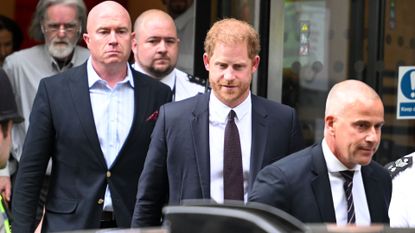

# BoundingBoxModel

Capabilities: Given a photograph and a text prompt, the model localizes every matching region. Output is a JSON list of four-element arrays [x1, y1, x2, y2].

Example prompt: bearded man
[[1, 0, 89, 227]]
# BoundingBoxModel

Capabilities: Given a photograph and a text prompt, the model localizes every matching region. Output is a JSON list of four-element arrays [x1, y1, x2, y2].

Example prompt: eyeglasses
[[42, 22, 80, 34]]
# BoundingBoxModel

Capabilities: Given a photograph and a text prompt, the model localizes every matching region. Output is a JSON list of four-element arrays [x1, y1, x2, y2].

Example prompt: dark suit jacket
[[11, 63, 172, 232], [249, 143, 392, 224], [131, 93, 305, 227]]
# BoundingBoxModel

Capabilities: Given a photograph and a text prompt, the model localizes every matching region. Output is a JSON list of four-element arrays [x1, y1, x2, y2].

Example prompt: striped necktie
[[340, 170, 355, 224]]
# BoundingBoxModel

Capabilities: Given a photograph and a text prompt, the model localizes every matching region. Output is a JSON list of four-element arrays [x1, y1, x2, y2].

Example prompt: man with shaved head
[[132, 9, 206, 101], [250, 80, 392, 225], [11, 1, 171, 231]]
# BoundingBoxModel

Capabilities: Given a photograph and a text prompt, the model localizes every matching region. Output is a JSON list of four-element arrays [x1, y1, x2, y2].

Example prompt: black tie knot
[[340, 170, 354, 183], [228, 110, 237, 121]]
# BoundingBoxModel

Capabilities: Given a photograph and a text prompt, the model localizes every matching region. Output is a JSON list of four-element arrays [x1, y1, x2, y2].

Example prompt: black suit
[[11, 63, 172, 232], [131, 93, 305, 227], [249, 143, 392, 224]]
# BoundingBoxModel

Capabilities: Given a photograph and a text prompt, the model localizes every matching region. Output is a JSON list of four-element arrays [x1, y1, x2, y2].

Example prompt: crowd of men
[[1, 0, 415, 232]]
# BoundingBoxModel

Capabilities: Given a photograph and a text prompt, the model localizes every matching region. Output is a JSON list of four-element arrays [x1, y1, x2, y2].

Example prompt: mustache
[[52, 39, 70, 45]]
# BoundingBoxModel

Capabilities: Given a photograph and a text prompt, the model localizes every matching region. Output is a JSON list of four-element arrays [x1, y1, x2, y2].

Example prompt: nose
[[109, 31, 118, 46], [56, 25, 67, 38], [223, 67, 235, 81], [156, 40, 167, 53], [365, 127, 380, 143]]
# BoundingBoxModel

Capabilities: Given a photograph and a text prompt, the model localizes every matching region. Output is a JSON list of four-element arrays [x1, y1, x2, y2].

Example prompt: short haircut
[[204, 18, 260, 59]]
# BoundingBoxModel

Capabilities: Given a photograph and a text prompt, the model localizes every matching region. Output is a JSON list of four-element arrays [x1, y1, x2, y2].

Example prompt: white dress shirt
[[209, 92, 252, 203], [132, 63, 204, 101], [322, 139, 371, 225], [87, 58, 134, 211]]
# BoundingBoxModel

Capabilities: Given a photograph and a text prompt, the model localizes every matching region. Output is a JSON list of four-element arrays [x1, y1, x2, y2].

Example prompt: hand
[[0, 176, 11, 202], [0, 121, 12, 168]]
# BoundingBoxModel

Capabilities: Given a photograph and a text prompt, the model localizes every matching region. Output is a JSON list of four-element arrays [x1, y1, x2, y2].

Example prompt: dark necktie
[[340, 170, 355, 224], [223, 110, 244, 200]]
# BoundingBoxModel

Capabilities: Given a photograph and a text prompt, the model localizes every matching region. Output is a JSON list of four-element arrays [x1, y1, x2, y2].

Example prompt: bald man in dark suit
[[250, 80, 391, 225]]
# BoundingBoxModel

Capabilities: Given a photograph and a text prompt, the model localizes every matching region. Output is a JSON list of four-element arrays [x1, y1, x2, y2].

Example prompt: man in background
[[132, 9, 206, 101], [162, 0, 194, 74], [0, 69, 23, 168], [0, 15, 23, 67], [387, 151, 415, 227], [1, 0, 89, 226], [0, 68, 23, 233]]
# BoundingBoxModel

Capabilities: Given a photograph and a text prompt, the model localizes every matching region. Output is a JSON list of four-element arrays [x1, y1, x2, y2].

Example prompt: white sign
[[397, 66, 415, 119]]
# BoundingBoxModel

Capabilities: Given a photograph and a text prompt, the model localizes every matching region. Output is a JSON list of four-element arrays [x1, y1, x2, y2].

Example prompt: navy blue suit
[[131, 93, 305, 227], [249, 143, 392, 224], [12, 63, 172, 232]]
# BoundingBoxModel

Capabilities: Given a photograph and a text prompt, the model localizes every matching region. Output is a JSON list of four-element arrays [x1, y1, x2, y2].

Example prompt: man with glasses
[[1, 0, 89, 228], [132, 9, 206, 101]]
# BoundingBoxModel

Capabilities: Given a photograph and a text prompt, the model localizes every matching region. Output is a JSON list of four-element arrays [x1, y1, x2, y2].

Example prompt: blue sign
[[400, 69, 415, 99], [398, 67, 415, 119]]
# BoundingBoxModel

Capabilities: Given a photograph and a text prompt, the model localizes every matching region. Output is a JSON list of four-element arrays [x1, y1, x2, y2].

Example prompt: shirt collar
[[132, 62, 175, 90], [209, 91, 251, 124], [322, 138, 361, 172], [87, 57, 134, 88]]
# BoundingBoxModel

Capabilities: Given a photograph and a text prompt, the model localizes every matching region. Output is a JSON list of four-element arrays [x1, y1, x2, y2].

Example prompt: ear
[[251, 55, 260, 73], [132, 37, 137, 50], [131, 37, 139, 60], [203, 53, 210, 71], [325, 115, 335, 135], [83, 33, 90, 47]]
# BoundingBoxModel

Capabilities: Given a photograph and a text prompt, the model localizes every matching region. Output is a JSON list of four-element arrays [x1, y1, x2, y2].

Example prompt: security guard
[[386, 152, 415, 227], [0, 68, 24, 233], [133, 64, 207, 102], [132, 9, 207, 102]]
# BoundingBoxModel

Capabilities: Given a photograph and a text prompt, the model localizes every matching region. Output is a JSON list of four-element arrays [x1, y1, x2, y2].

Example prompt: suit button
[[97, 198, 104, 205], [106, 171, 111, 178]]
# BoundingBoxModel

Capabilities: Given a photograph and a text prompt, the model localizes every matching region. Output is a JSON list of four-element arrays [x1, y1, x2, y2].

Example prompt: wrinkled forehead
[[338, 97, 384, 120], [139, 20, 177, 38], [87, 2, 131, 28], [44, 4, 78, 23], [87, 10, 131, 31]]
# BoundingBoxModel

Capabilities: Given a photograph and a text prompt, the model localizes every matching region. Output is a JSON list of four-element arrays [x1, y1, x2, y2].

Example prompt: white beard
[[47, 39, 77, 60]]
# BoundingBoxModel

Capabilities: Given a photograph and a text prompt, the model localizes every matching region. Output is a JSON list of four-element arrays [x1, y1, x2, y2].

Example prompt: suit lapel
[[310, 144, 337, 222], [361, 165, 383, 222], [190, 94, 211, 198], [129, 68, 150, 135], [248, 95, 268, 193], [68, 63, 107, 167]]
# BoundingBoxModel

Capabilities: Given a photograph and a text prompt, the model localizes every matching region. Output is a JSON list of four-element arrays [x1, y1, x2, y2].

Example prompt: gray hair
[[29, 0, 87, 41]]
